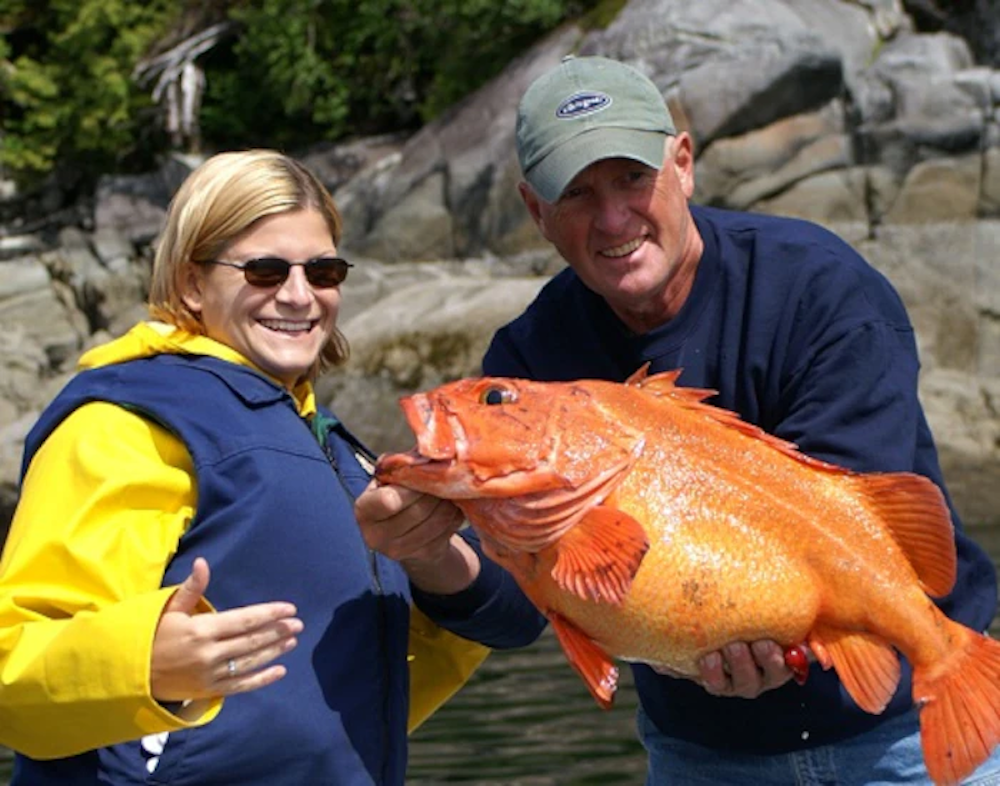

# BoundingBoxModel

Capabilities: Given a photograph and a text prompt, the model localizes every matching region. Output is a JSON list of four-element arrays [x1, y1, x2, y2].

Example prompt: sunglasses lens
[[234, 257, 350, 288], [305, 258, 350, 287], [243, 258, 291, 287]]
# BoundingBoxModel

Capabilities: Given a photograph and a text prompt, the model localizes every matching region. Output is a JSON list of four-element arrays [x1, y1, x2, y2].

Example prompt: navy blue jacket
[[459, 205, 997, 753], [15, 354, 411, 784]]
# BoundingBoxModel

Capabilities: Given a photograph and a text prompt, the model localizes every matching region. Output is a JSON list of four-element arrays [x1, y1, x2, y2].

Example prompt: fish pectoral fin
[[809, 626, 900, 714], [548, 611, 618, 710], [545, 506, 649, 605], [847, 473, 956, 598]]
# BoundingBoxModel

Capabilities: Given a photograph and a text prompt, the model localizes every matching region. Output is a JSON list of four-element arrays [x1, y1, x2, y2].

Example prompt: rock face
[[2, 0, 1000, 535]]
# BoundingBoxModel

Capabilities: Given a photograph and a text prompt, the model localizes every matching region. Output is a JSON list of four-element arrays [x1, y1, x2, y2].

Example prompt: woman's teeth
[[260, 319, 312, 333]]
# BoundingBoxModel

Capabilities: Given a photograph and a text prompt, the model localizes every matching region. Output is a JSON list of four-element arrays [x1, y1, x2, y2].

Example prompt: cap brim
[[524, 128, 668, 203]]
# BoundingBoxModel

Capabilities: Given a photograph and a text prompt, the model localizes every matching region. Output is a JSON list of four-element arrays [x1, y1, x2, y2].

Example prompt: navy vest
[[16, 354, 411, 785]]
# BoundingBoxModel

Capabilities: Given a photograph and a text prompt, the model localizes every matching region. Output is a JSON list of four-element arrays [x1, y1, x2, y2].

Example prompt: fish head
[[375, 376, 644, 500]]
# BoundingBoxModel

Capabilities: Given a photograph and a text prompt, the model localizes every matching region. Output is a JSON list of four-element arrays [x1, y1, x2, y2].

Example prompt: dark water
[[2, 525, 998, 785], [407, 629, 644, 784]]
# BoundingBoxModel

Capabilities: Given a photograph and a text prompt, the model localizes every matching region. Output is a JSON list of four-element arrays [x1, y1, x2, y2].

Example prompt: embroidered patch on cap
[[556, 91, 612, 119]]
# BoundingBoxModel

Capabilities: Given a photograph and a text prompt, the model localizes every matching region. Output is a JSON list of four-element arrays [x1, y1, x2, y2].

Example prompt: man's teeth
[[260, 319, 312, 332], [602, 237, 644, 257]]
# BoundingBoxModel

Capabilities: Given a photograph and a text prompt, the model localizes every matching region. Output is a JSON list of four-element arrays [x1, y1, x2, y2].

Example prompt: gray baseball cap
[[516, 56, 676, 203]]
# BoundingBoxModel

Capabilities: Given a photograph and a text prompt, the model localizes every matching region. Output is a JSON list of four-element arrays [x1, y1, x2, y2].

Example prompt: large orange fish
[[375, 366, 1000, 786]]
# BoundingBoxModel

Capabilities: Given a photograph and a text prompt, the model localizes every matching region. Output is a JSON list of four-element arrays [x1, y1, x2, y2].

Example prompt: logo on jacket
[[556, 91, 612, 119], [142, 732, 169, 774]]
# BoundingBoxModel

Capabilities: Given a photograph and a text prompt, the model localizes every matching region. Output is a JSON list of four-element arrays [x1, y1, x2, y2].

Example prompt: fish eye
[[480, 386, 515, 405]]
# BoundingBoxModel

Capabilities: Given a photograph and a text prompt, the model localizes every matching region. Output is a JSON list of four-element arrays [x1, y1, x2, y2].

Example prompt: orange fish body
[[376, 367, 1000, 786]]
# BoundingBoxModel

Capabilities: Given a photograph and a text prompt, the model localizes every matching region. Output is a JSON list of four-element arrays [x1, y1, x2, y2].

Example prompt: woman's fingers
[[206, 601, 302, 641], [164, 557, 211, 616], [220, 663, 289, 695], [218, 632, 300, 691], [152, 600, 302, 702]]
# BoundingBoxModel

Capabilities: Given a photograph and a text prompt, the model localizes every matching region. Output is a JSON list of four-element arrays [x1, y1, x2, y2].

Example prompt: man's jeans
[[639, 704, 1000, 785]]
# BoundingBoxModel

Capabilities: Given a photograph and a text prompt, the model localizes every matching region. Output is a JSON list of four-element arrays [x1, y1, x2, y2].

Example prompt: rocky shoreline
[[2, 0, 999, 535]]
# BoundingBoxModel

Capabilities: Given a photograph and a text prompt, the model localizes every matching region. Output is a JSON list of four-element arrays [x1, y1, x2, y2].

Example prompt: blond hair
[[149, 149, 349, 375]]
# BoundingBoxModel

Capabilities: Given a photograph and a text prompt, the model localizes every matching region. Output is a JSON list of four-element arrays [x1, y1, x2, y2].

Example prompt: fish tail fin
[[913, 623, 1000, 785], [850, 473, 956, 597], [548, 612, 618, 710]]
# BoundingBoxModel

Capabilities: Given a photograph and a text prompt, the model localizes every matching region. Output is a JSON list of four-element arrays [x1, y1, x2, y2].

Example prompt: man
[[357, 56, 1000, 783]]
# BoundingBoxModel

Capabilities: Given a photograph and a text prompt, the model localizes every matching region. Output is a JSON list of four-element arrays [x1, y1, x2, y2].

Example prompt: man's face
[[520, 134, 702, 332]]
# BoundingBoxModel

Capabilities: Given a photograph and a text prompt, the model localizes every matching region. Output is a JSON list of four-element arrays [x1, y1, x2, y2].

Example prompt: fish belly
[[537, 522, 822, 675]]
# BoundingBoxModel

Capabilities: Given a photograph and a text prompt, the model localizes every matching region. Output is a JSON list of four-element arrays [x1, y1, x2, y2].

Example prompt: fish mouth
[[373, 393, 475, 492], [374, 448, 445, 476]]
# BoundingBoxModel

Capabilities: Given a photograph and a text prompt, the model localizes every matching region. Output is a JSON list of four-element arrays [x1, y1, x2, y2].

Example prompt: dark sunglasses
[[205, 256, 352, 288]]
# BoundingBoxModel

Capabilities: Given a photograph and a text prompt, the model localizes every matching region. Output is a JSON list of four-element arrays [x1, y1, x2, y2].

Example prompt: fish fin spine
[[546, 506, 649, 605], [548, 612, 618, 709], [848, 473, 956, 597], [626, 364, 717, 402], [913, 624, 1000, 786], [810, 626, 900, 714]]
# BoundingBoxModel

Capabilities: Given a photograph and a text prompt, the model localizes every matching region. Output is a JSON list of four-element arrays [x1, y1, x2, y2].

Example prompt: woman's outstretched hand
[[150, 557, 303, 702]]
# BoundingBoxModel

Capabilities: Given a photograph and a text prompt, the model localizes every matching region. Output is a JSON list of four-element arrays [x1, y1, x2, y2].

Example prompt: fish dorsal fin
[[548, 611, 619, 709], [628, 365, 847, 469], [627, 364, 716, 404], [844, 473, 956, 597], [632, 365, 957, 597], [808, 626, 901, 714], [543, 505, 650, 605]]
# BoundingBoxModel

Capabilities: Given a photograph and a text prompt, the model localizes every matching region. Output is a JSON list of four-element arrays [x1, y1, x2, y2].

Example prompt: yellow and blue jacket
[[0, 322, 487, 784]]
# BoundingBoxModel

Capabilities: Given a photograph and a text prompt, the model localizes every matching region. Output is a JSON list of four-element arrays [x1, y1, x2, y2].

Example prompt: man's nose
[[593, 194, 631, 234]]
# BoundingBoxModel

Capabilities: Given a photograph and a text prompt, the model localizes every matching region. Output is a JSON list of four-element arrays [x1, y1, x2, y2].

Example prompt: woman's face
[[181, 208, 342, 387]]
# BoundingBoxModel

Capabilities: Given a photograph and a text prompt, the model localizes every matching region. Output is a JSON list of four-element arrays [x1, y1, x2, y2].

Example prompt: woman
[[0, 150, 486, 784]]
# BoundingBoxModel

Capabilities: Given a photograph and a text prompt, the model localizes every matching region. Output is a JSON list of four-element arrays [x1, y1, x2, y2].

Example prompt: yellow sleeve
[[0, 402, 221, 759], [407, 606, 490, 734]]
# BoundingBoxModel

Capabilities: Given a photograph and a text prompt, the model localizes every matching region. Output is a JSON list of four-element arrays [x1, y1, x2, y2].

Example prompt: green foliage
[[2, 0, 607, 186], [1, 0, 176, 184], [203, 0, 599, 151], [417, 0, 570, 120]]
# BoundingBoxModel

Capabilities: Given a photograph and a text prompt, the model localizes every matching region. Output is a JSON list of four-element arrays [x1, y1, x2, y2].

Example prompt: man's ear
[[669, 133, 696, 198], [518, 181, 549, 239], [180, 262, 205, 315]]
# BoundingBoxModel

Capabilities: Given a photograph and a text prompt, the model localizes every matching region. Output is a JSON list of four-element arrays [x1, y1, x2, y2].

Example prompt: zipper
[[319, 429, 385, 598], [316, 417, 393, 785]]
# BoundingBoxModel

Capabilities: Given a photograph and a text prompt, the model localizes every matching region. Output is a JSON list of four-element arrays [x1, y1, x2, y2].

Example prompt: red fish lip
[[374, 444, 449, 474], [374, 449, 425, 474], [373, 448, 458, 487]]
